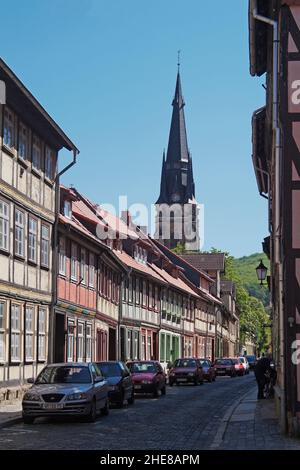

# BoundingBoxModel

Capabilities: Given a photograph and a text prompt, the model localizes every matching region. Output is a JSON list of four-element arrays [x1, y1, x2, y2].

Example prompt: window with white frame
[[77, 322, 84, 361], [18, 123, 28, 160], [11, 304, 21, 361], [28, 217, 37, 263], [71, 243, 78, 280], [67, 320, 75, 362], [38, 308, 46, 360], [64, 200, 72, 219], [0, 302, 5, 361], [80, 248, 87, 284], [45, 146, 54, 180], [89, 253, 95, 287], [0, 200, 9, 251], [25, 306, 34, 361], [59, 236, 66, 275], [3, 108, 14, 148], [86, 323, 92, 361], [41, 224, 50, 267], [32, 135, 41, 170], [15, 209, 24, 257], [135, 278, 140, 305], [142, 280, 147, 307]]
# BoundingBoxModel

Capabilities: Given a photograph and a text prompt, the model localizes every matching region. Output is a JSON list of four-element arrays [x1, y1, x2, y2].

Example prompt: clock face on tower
[[171, 192, 181, 202]]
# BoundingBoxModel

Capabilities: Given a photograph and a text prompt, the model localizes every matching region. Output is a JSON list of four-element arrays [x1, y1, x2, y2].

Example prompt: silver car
[[22, 362, 109, 424]]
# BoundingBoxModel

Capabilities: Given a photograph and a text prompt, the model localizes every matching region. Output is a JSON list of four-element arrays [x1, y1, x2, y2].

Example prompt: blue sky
[[0, 0, 267, 258]]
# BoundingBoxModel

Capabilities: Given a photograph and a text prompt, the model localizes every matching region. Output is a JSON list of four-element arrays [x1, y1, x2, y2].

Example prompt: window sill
[[31, 167, 41, 179], [0, 248, 10, 257], [14, 254, 25, 262], [2, 144, 15, 158], [28, 259, 38, 267], [41, 265, 50, 271], [17, 156, 29, 168], [45, 176, 54, 187]]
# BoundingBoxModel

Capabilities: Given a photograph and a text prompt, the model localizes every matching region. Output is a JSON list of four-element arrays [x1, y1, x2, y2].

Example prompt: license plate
[[43, 403, 64, 410], [134, 385, 142, 389], [218, 371, 225, 374], [177, 378, 187, 382]]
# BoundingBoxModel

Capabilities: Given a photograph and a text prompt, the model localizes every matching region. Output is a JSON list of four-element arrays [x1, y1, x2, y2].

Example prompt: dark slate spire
[[166, 72, 189, 163], [156, 70, 196, 205], [156, 150, 168, 204]]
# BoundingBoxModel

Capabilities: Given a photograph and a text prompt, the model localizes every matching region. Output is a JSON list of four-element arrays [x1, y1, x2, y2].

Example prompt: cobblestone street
[[1, 374, 300, 450]]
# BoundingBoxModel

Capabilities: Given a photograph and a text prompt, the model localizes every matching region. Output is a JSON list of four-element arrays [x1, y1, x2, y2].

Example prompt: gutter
[[252, 0, 286, 433]]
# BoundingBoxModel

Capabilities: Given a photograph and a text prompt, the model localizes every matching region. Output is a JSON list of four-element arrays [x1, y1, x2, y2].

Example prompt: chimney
[[121, 210, 132, 227]]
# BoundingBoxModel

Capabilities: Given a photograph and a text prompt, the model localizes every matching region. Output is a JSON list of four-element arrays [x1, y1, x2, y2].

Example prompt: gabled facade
[[0, 58, 78, 393]]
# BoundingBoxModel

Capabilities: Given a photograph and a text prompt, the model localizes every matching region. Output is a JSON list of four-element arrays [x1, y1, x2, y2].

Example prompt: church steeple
[[155, 66, 200, 251], [156, 70, 196, 205], [166, 71, 189, 164]]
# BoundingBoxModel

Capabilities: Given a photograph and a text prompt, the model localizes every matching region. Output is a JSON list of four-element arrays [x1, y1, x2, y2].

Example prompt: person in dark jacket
[[254, 355, 272, 399]]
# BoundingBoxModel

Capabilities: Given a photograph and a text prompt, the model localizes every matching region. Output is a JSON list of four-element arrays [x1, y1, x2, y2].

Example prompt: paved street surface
[[0, 373, 300, 450]]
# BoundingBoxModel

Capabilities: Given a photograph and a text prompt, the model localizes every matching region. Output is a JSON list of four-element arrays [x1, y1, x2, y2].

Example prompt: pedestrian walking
[[254, 354, 272, 399]]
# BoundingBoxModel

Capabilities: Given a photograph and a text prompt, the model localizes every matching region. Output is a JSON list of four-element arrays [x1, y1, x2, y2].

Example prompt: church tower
[[155, 69, 200, 251]]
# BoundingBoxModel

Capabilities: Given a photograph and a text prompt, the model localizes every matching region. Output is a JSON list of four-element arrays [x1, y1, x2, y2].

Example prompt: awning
[[252, 106, 269, 195]]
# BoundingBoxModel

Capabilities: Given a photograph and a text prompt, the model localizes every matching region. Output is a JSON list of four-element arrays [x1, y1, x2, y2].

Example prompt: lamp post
[[255, 259, 268, 285]]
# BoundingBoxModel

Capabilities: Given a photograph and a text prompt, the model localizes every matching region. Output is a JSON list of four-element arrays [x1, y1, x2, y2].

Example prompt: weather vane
[[177, 50, 181, 72]]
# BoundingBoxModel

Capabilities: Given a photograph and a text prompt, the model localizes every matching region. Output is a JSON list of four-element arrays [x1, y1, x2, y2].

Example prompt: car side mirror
[[94, 376, 105, 383], [27, 377, 35, 384]]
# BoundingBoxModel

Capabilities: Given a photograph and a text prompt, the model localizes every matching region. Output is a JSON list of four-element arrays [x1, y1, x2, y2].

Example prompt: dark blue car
[[96, 361, 134, 408]]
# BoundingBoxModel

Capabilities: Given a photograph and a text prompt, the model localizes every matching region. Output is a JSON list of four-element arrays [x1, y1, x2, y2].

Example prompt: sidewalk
[[217, 388, 300, 450], [0, 401, 22, 429]]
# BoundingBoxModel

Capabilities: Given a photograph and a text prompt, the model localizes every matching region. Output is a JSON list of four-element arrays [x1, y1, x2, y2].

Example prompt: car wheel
[[128, 390, 135, 405], [169, 381, 174, 387], [101, 399, 109, 416], [23, 416, 35, 424], [161, 385, 166, 396], [153, 386, 159, 398], [200, 378, 204, 385], [87, 398, 97, 422], [208, 375, 213, 383], [213, 375, 216, 382]]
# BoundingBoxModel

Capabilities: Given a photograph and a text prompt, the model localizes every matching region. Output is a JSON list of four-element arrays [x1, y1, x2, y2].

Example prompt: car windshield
[[98, 363, 122, 377], [231, 359, 238, 364], [174, 359, 197, 368], [199, 360, 209, 367], [239, 358, 245, 363], [127, 362, 156, 373], [246, 356, 256, 363], [215, 359, 232, 366], [35, 366, 91, 384]]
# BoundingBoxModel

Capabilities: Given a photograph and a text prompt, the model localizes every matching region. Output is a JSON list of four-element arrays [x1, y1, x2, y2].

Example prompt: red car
[[199, 358, 216, 382], [126, 361, 166, 397], [168, 358, 204, 386], [213, 358, 236, 377], [230, 357, 245, 376]]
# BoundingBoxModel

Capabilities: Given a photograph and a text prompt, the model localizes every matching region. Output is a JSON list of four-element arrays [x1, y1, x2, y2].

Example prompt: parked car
[[213, 358, 236, 377], [230, 357, 245, 376], [96, 361, 134, 407], [22, 363, 109, 424], [126, 360, 166, 397], [199, 358, 216, 382], [239, 356, 250, 374], [168, 358, 204, 386], [246, 355, 257, 370]]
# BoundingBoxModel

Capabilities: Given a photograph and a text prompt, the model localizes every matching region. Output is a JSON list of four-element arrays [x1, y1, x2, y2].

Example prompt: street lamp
[[256, 259, 268, 285]]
